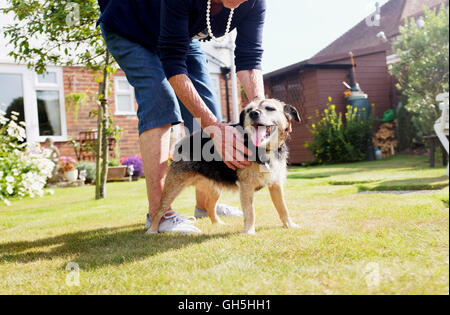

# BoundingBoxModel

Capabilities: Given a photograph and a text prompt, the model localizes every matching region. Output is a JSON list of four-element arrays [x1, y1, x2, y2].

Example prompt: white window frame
[[33, 66, 67, 142], [114, 76, 136, 116], [0, 64, 68, 143], [210, 73, 222, 108]]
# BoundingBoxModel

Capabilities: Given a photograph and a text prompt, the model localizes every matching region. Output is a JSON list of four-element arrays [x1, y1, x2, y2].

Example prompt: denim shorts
[[100, 23, 222, 134]]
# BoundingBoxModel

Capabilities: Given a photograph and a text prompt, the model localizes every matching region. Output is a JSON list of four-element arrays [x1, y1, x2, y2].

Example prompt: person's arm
[[237, 69, 265, 101], [169, 74, 250, 170], [235, 0, 266, 101]]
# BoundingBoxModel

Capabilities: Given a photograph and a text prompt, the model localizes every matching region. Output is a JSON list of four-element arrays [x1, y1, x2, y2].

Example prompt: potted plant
[[60, 156, 78, 182], [121, 156, 144, 180], [107, 159, 128, 181]]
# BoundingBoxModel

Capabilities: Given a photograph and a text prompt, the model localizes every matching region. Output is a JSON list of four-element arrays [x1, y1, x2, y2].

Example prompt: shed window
[[270, 74, 302, 105]]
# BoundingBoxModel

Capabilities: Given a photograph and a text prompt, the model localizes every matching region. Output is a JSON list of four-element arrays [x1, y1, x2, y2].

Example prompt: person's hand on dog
[[207, 122, 252, 170]]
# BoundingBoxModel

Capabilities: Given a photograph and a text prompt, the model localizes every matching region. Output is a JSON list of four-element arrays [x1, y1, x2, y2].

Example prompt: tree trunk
[[95, 84, 104, 200], [96, 50, 111, 200]]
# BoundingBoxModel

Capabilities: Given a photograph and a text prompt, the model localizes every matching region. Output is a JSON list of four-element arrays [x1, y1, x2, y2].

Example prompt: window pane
[[36, 90, 62, 136], [117, 95, 133, 112], [286, 74, 302, 105], [117, 79, 131, 91], [0, 73, 25, 123], [37, 72, 57, 84]]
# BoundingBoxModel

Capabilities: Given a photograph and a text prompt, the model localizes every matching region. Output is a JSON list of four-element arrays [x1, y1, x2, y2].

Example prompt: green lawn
[[0, 155, 448, 295]]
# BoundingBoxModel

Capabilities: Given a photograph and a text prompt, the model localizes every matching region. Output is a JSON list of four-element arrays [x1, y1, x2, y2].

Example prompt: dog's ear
[[284, 105, 301, 123], [239, 109, 246, 127]]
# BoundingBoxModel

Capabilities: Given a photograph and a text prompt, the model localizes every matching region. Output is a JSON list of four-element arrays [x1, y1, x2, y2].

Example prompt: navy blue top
[[98, 0, 266, 79]]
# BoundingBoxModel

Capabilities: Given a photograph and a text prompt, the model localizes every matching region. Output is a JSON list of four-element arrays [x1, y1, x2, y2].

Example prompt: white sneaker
[[146, 211, 201, 234], [195, 204, 244, 218], [216, 204, 244, 217]]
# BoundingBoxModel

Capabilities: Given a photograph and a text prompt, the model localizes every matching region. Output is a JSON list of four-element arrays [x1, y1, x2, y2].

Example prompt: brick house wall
[[218, 74, 245, 123], [55, 67, 140, 160]]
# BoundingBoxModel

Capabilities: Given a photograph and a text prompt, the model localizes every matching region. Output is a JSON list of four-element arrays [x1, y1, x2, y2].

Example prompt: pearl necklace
[[206, 0, 235, 42]]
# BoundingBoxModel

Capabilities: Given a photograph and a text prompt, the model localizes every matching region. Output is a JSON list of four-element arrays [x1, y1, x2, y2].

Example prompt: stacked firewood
[[373, 123, 398, 157]]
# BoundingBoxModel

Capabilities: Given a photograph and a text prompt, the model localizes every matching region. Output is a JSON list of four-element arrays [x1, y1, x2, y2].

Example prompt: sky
[[262, 0, 390, 73]]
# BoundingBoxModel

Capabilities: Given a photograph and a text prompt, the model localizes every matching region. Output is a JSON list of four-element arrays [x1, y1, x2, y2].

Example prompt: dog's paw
[[284, 221, 300, 229]]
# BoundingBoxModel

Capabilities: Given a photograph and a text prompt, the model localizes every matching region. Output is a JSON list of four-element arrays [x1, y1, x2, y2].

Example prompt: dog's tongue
[[251, 126, 266, 146]]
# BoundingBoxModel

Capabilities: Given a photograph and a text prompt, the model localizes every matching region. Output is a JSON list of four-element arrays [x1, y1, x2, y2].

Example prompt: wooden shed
[[264, 0, 448, 164], [264, 48, 391, 164]]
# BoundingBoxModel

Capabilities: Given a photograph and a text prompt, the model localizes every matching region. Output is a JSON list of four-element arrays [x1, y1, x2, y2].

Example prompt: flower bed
[[0, 111, 54, 205], [121, 156, 144, 178], [306, 98, 373, 164]]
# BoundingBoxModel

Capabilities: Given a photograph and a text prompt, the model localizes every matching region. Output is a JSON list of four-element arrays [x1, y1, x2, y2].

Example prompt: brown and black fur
[[147, 99, 301, 234]]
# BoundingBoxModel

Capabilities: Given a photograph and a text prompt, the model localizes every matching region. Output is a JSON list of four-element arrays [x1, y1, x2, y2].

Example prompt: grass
[[0, 155, 448, 295]]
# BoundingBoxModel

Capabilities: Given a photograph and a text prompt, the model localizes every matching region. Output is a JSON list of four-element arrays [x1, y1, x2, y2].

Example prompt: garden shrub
[[306, 99, 373, 164], [0, 110, 54, 205], [390, 6, 449, 138], [76, 162, 97, 184], [108, 159, 121, 167]]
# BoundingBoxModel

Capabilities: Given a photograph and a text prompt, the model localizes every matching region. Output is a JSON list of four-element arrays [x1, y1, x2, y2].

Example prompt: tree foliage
[[390, 6, 449, 138], [1, 0, 117, 199], [2, 0, 108, 73]]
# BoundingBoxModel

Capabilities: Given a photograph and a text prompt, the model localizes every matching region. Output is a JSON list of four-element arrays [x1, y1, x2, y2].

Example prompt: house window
[[0, 73, 25, 123], [34, 69, 66, 138], [37, 72, 57, 84], [36, 90, 62, 136], [0, 65, 67, 143], [114, 76, 136, 115]]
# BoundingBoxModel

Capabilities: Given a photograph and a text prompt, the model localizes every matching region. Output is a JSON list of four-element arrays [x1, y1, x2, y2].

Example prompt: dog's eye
[[265, 106, 276, 112]]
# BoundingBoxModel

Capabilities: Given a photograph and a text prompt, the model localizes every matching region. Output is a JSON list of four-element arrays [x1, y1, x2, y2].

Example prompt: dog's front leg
[[240, 184, 256, 234], [268, 183, 299, 229]]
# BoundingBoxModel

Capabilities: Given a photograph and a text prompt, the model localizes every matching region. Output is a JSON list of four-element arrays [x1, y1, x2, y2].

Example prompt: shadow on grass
[[287, 173, 331, 180], [288, 156, 430, 179], [357, 176, 449, 192], [329, 180, 376, 186], [0, 224, 236, 270]]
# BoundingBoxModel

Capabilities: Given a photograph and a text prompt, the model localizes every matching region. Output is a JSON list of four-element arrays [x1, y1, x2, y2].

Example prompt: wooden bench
[[424, 135, 448, 168], [73, 130, 117, 161], [434, 93, 449, 176]]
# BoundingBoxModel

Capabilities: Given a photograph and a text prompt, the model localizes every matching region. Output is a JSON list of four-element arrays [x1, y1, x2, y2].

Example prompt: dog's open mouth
[[250, 123, 277, 147]]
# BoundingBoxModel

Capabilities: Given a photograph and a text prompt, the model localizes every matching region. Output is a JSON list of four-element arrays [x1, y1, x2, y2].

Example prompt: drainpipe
[[229, 36, 239, 123], [221, 66, 231, 122]]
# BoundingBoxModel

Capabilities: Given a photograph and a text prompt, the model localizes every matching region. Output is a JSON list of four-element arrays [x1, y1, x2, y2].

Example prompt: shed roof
[[264, 0, 448, 80]]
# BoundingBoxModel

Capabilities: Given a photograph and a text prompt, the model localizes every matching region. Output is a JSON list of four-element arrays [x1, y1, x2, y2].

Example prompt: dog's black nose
[[249, 110, 261, 120]]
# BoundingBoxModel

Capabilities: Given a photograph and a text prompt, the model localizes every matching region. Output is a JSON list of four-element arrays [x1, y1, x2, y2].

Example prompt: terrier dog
[[147, 99, 301, 234]]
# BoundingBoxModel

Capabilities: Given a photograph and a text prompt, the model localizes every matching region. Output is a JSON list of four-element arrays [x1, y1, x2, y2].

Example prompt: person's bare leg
[[196, 189, 210, 210], [139, 124, 172, 218], [173, 124, 208, 211]]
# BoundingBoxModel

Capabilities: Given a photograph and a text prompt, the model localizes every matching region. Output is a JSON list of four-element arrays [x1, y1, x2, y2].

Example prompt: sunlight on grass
[[0, 155, 448, 294]]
